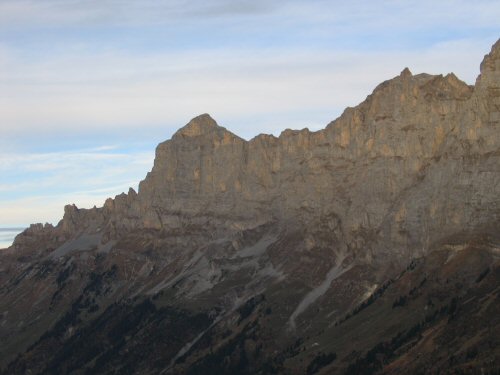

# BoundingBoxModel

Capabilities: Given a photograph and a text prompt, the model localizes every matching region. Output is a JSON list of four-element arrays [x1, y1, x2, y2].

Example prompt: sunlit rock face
[[1, 40, 499, 375], [42, 40, 500, 265]]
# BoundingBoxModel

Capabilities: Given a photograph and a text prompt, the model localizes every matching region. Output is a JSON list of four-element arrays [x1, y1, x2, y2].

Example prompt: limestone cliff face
[[27, 39, 498, 266], [3, 41, 500, 375]]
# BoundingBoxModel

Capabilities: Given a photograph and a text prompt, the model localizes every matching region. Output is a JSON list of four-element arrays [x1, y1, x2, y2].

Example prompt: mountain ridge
[[1, 39, 499, 374], [14, 39, 499, 263]]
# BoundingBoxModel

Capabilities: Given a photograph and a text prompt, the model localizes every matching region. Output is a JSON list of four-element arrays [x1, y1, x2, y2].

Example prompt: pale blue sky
[[0, 0, 499, 227]]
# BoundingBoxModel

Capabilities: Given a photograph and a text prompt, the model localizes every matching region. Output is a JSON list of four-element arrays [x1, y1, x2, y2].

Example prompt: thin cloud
[[0, 0, 498, 34], [186, 1, 278, 17], [0, 183, 150, 227], [0, 184, 141, 226], [0, 147, 154, 212], [0, 38, 493, 139], [0, 0, 281, 28]]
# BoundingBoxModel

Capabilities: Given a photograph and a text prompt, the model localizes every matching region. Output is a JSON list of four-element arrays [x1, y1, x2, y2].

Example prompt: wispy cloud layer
[[1, 1, 498, 140], [0, 0, 281, 28], [0, 1, 499, 29], [0, 147, 153, 225], [0, 39, 495, 139]]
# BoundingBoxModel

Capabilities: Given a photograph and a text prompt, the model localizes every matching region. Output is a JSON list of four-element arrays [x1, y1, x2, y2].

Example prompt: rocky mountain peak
[[476, 38, 500, 88], [399, 67, 412, 78], [481, 38, 500, 71], [173, 113, 230, 138]]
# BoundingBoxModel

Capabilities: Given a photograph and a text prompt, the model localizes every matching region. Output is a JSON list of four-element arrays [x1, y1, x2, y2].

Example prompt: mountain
[[1, 40, 499, 374]]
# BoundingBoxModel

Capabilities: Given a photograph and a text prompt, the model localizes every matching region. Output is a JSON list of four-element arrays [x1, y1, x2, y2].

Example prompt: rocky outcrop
[[19, 39, 499, 267], [3, 40, 499, 375]]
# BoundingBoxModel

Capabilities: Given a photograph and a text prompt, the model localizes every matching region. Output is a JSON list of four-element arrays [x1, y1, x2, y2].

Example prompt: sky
[[0, 0, 499, 228]]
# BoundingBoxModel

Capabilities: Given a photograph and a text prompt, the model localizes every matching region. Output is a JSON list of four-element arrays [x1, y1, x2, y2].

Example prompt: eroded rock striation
[[1, 40, 499, 374], [22, 40, 500, 262]]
